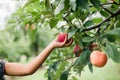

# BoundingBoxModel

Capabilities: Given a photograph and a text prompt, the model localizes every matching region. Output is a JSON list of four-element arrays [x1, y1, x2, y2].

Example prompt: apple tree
[[7, 0, 120, 80]]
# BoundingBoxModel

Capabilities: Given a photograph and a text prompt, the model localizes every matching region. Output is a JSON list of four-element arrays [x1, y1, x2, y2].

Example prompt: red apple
[[90, 51, 107, 67], [73, 45, 82, 57], [57, 33, 67, 42]]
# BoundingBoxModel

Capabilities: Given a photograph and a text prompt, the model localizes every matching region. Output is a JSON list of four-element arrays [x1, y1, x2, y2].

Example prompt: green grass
[[13, 59, 120, 80], [79, 59, 120, 80], [14, 68, 47, 80]]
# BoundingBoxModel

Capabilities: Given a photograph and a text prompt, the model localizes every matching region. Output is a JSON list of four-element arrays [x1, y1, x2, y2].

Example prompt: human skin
[[4, 35, 73, 76]]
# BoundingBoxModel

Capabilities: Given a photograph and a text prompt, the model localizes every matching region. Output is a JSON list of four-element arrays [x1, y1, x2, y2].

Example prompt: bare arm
[[4, 36, 73, 76]]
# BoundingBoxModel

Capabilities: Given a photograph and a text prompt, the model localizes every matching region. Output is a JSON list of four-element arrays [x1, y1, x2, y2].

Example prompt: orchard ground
[[7, 59, 120, 80]]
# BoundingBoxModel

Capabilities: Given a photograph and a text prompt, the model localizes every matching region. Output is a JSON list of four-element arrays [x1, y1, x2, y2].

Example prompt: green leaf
[[83, 20, 94, 27], [47, 61, 59, 80], [101, 0, 107, 3], [45, 0, 51, 10], [90, 0, 100, 9], [114, 0, 119, 3], [82, 37, 94, 42], [88, 62, 93, 73], [116, 19, 120, 28], [24, 0, 38, 7], [73, 9, 89, 21], [100, 10, 109, 18], [73, 50, 91, 75], [48, 66, 52, 80], [52, 61, 59, 71], [104, 43, 120, 63], [100, 34, 116, 42], [68, 29, 77, 39], [76, 0, 89, 10], [92, 18, 103, 24], [75, 50, 91, 66], [54, 0, 65, 15], [70, 0, 76, 11], [106, 28, 120, 37], [72, 76, 78, 80], [60, 71, 69, 80], [107, 35, 116, 42], [64, 0, 70, 10], [55, 62, 67, 79], [50, 18, 59, 28]]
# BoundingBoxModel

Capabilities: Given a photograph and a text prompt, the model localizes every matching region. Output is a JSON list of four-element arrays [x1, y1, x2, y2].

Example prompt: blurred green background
[[1, 0, 120, 80]]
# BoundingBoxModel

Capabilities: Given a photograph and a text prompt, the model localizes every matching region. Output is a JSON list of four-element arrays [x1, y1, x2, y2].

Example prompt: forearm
[[5, 43, 55, 76], [27, 43, 55, 74]]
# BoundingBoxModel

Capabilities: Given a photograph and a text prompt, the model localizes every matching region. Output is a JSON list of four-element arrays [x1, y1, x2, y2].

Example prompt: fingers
[[60, 34, 73, 47], [65, 38, 73, 47], [53, 33, 73, 48], [63, 34, 68, 44]]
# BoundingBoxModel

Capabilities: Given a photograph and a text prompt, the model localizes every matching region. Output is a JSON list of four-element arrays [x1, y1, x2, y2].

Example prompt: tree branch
[[101, 2, 120, 5], [58, 56, 76, 62], [62, 13, 70, 24], [82, 8, 120, 32], [100, 4, 114, 15], [62, 9, 72, 25]]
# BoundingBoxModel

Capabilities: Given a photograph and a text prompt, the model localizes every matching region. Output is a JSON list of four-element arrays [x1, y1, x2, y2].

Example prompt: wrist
[[48, 42, 56, 50]]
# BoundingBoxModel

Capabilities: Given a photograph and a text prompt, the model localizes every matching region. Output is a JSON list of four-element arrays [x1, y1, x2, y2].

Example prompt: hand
[[50, 34, 73, 48]]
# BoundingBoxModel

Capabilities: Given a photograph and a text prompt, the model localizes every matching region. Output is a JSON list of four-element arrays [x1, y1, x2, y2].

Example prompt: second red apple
[[73, 45, 82, 57]]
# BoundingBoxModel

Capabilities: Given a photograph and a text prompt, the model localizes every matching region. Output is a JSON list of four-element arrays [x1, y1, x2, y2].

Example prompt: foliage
[[5, 0, 120, 79], [0, 30, 31, 61], [0, 26, 54, 62]]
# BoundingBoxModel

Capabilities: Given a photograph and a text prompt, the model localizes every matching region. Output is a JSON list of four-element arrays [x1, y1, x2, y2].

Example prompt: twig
[[90, 2, 119, 8], [113, 1, 120, 5], [66, 62, 75, 71], [82, 8, 120, 32], [101, 2, 120, 5], [101, 2, 113, 5], [58, 56, 76, 62], [62, 13, 70, 24], [100, 4, 114, 15], [62, 10, 72, 25]]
